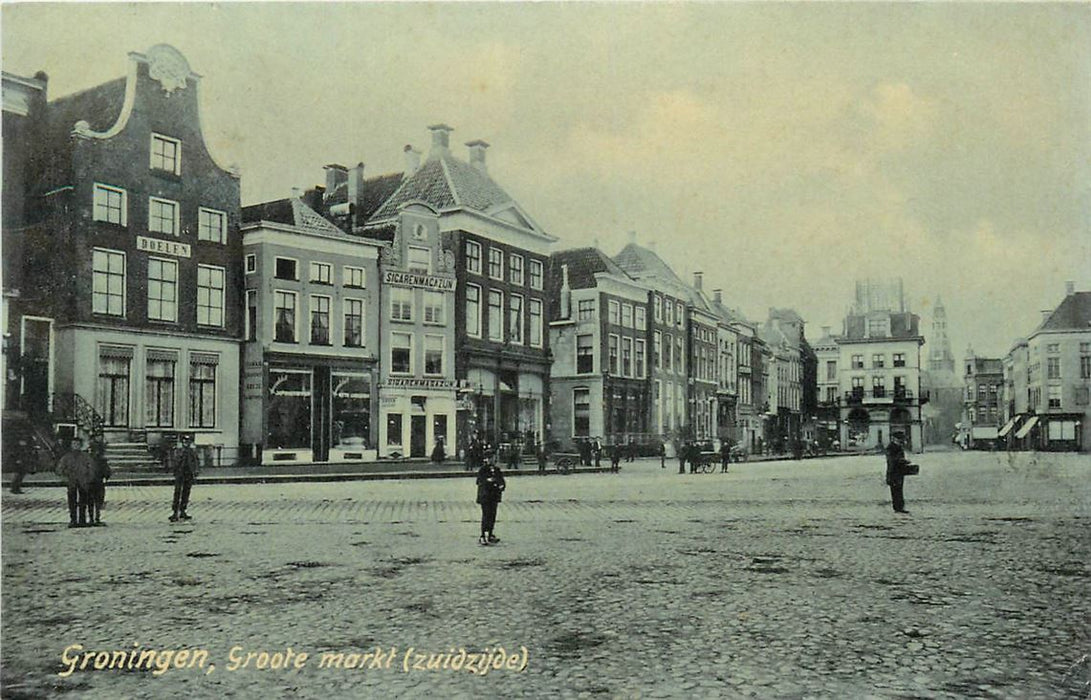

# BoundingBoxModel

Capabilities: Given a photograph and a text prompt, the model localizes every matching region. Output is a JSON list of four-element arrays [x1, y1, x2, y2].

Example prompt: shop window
[[333, 373, 371, 450], [189, 356, 217, 428], [267, 370, 311, 449], [387, 414, 403, 446]]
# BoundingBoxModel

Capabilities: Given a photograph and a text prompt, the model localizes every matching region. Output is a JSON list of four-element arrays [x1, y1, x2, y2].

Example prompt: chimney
[[693, 272, 703, 290], [348, 162, 365, 214], [713, 289, 722, 304], [1065, 280, 1075, 296], [428, 123, 453, 154], [403, 145, 421, 176], [560, 264, 572, 319], [324, 164, 348, 199], [466, 140, 489, 172], [822, 325, 831, 337]]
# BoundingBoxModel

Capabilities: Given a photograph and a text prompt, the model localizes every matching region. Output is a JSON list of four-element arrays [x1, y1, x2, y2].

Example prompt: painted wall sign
[[382, 270, 455, 291], [382, 377, 456, 390], [137, 235, 191, 258]]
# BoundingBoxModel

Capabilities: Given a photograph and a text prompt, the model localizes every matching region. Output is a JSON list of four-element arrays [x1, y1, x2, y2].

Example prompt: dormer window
[[150, 133, 181, 175]]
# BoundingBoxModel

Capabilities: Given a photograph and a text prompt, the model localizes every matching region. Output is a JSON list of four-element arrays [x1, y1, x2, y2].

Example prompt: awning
[[1015, 416, 1039, 439], [997, 416, 1017, 438]]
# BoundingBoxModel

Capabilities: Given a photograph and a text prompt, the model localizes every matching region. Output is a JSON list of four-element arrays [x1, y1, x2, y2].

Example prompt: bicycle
[[554, 454, 578, 474]]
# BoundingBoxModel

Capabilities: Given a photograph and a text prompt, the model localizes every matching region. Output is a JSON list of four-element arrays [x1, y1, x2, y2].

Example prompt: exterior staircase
[[104, 441, 162, 472]]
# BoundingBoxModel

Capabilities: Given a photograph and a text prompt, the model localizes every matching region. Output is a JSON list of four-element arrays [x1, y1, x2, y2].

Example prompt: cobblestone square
[[2, 451, 1089, 698]]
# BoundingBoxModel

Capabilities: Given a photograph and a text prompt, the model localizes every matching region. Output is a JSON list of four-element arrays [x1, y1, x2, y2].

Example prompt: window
[[145, 355, 175, 427], [147, 258, 177, 322], [675, 336, 684, 373], [867, 318, 887, 337], [1047, 343, 1060, 354], [344, 299, 364, 347], [852, 376, 864, 397], [1081, 355, 1091, 380], [274, 290, 297, 342], [245, 254, 257, 274], [466, 241, 482, 274], [148, 197, 179, 236], [664, 334, 672, 372], [509, 294, 524, 344], [424, 336, 444, 376], [387, 413, 403, 447], [608, 300, 620, 325], [488, 248, 503, 279], [1047, 357, 1060, 380], [893, 353, 906, 368], [635, 306, 646, 331], [423, 291, 445, 324], [245, 290, 257, 342], [509, 254, 524, 285], [488, 290, 503, 341], [97, 350, 131, 427], [343, 266, 365, 288], [894, 376, 906, 397], [529, 299, 543, 347], [198, 208, 226, 243], [197, 265, 225, 327], [578, 299, 595, 322], [573, 389, 591, 437], [310, 295, 331, 344], [635, 339, 646, 378], [825, 386, 837, 403], [189, 356, 217, 428], [92, 249, 125, 316], [1048, 384, 1061, 409], [608, 335, 619, 374], [872, 376, 885, 397], [309, 262, 332, 284], [654, 331, 662, 369], [391, 287, 413, 321], [872, 354, 885, 369], [622, 337, 633, 377], [851, 354, 864, 369], [93, 184, 126, 225], [576, 334, 594, 374], [621, 304, 633, 328], [665, 300, 673, 326], [466, 284, 481, 338], [275, 257, 298, 280], [826, 360, 837, 380], [150, 133, 180, 174], [675, 303, 684, 327], [408, 246, 431, 274], [528, 259, 543, 290], [391, 333, 412, 374]]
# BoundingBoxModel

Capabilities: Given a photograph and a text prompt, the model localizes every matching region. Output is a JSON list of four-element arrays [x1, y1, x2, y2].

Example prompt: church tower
[[928, 297, 956, 374]]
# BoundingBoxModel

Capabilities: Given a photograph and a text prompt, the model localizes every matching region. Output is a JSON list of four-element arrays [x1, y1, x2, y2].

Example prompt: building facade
[[960, 350, 1003, 449], [15, 45, 242, 464], [240, 195, 383, 464]]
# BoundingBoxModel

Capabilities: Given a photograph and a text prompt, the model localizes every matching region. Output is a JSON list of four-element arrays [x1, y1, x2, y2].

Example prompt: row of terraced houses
[[3, 46, 952, 470]]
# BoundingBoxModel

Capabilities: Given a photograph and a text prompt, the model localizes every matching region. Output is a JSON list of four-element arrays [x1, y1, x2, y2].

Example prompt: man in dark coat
[[885, 434, 910, 514], [592, 438, 602, 468], [475, 456, 506, 545], [169, 433, 200, 522], [55, 436, 95, 528], [720, 440, 732, 473], [87, 442, 111, 526], [610, 443, 621, 472]]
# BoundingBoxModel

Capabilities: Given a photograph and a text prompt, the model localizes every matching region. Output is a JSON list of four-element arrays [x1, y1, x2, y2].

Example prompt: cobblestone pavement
[[2, 451, 1089, 699]]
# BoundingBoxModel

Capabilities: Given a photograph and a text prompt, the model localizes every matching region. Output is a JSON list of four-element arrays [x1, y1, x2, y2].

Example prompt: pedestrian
[[431, 437, 446, 463], [720, 439, 732, 473], [626, 438, 636, 463], [536, 442, 547, 473], [610, 443, 621, 473], [678, 440, 687, 474], [508, 441, 521, 470], [659, 440, 666, 469], [579, 439, 591, 467], [8, 434, 34, 494], [885, 433, 910, 514], [592, 437, 602, 468], [87, 441, 111, 526], [54, 436, 95, 528], [475, 455, 506, 545], [169, 432, 200, 522]]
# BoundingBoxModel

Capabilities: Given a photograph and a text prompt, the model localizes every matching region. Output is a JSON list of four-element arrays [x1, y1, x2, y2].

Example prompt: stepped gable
[[1038, 291, 1091, 332]]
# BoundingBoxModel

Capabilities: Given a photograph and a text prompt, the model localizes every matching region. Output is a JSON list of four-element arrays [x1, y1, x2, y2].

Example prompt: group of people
[[577, 437, 638, 469], [672, 440, 733, 474]]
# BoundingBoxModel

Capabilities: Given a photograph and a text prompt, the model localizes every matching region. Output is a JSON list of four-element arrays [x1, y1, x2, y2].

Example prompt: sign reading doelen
[[382, 377, 456, 390], [137, 236, 191, 258], [382, 270, 455, 291]]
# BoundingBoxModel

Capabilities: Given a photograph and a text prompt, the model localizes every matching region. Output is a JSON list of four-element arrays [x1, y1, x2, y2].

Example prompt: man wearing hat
[[169, 432, 200, 522], [55, 436, 95, 528]]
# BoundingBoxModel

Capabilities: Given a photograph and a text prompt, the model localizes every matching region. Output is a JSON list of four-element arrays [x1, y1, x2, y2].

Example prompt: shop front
[[378, 377, 457, 459], [465, 367, 543, 451]]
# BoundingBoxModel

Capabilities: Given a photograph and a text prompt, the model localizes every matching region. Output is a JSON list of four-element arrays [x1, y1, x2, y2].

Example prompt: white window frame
[[390, 287, 414, 322], [608, 300, 620, 326], [150, 133, 181, 175], [676, 302, 684, 327], [621, 303, 633, 328], [488, 290, 504, 341], [245, 254, 257, 274], [466, 240, 482, 275], [576, 333, 594, 375], [245, 289, 257, 342], [509, 253, 524, 285], [92, 248, 126, 316], [196, 264, 226, 328], [635, 306, 646, 331], [528, 259, 543, 290], [343, 265, 365, 288], [529, 298, 543, 348], [423, 290, 445, 325], [509, 293, 524, 345], [578, 299, 595, 322], [488, 248, 504, 280], [309, 294, 332, 345], [148, 197, 180, 236], [622, 336, 634, 377], [93, 183, 127, 226], [146, 256, 178, 323], [423, 335, 445, 377], [309, 261, 333, 285], [408, 246, 432, 274], [197, 207, 226, 243], [636, 339, 646, 378], [273, 290, 299, 343], [608, 334, 620, 374], [343, 297, 365, 348], [390, 332, 413, 375], [274, 256, 299, 281], [466, 284, 482, 339]]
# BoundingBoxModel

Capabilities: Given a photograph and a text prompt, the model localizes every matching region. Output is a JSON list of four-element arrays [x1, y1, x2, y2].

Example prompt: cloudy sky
[[4, 2, 1089, 359]]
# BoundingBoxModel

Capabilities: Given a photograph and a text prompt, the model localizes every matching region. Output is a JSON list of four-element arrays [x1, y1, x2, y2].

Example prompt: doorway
[[410, 415, 427, 457]]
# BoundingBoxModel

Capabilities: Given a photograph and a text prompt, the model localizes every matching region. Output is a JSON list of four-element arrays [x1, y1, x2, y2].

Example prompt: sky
[[3, 2, 1090, 359]]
